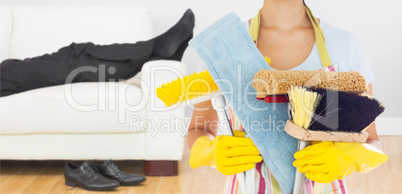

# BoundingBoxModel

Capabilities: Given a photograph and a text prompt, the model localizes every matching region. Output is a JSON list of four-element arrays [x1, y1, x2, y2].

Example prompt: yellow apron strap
[[249, 10, 260, 42], [305, 6, 332, 68], [249, 6, 332, 68]]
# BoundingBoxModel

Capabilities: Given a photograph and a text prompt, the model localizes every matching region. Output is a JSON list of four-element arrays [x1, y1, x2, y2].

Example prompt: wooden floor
[[1, 136, 401, 194]]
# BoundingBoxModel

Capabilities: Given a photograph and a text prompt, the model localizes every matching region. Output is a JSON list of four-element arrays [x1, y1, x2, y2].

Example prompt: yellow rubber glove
[[293, 141, 388, 183], [189, 135, 262, 175]]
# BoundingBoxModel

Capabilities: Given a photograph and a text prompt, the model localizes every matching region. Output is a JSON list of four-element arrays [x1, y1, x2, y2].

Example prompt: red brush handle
[[257, 95, 289, 103]]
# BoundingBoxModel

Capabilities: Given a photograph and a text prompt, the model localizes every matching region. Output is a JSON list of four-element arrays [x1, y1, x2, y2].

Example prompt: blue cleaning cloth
[[189, 13, 298, 193]]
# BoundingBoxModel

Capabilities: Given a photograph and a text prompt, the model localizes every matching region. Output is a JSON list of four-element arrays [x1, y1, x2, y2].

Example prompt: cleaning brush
[[286, 86, 384, 194], [156, 70, 219, 106], [253, 70, 368, 97], [306, 88, 384, 133], [288, 87, 384, 134]]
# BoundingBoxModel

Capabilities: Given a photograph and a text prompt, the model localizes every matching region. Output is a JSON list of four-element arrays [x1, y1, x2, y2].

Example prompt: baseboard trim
[[376, 118, 402, 136]]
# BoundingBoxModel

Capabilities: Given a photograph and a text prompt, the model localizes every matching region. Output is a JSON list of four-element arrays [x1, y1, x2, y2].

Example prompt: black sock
[[151, 9, 195, 59]]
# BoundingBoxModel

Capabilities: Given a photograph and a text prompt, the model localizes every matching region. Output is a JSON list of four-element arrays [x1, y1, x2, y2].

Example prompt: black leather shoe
[[93, 160, 146, 186], [64, 161, 120, 191]]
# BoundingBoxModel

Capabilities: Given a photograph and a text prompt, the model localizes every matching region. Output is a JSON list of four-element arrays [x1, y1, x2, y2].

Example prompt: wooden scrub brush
[[252, 70, 367, 103]]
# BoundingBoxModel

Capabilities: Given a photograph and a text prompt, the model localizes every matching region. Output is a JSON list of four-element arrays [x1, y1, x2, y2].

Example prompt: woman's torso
[[223, 19, 363, 194]]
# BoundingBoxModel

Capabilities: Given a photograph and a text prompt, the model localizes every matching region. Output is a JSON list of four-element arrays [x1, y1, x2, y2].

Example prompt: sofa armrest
[[140, 60, 187, 160]]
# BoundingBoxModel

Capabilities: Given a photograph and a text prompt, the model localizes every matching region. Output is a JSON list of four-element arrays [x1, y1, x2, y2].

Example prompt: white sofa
[[0, 5, 187, 175]]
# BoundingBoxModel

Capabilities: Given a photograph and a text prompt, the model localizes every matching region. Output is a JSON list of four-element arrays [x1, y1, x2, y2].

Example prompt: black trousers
[[0, 41, 154, 97]]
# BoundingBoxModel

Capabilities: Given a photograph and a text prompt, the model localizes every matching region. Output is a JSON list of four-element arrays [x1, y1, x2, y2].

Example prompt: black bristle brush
[[286, 86, 385, 194], [306, 87, 385, 133]]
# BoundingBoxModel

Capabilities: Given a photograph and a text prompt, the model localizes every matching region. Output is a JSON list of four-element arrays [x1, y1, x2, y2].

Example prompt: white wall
[[1, 0, 401, 133]]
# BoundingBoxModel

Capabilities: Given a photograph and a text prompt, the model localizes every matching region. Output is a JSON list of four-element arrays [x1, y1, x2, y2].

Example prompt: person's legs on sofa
[[28, 43, 81, 61], [0, 9, 195, 97], [0, 58, 79, 97]]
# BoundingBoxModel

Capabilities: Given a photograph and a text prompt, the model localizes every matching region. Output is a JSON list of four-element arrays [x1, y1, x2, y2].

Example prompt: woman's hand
[[189, 135, 262, 175], [293, 141, 388, 183]]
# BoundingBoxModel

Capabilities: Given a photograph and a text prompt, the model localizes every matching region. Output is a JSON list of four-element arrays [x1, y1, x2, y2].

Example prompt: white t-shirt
[[194, 20, 375, 84]]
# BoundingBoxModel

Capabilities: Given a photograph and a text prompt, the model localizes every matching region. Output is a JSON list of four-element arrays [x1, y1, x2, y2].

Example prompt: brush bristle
[[156, 70, 219, 106], [307, 88, 384, 133], [288, 86, 322, 129]]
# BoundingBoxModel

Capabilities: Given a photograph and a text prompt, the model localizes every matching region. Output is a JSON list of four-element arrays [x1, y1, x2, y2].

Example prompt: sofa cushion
[[0, 6, 12, 61], [9, 5, 152, 59], [0, 82, 147, 135]]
